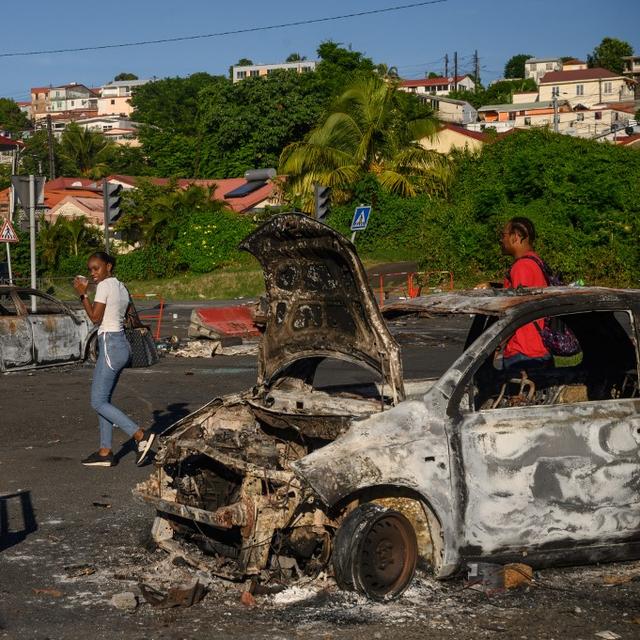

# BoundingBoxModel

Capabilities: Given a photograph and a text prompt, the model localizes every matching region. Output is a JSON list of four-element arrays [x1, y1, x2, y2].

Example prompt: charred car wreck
[[135, 213, 640, 600], [0, 285, 96, 372]]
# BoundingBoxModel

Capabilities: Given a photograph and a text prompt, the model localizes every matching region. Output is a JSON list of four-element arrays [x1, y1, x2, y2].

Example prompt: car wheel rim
[[355, 512, 417, 600]]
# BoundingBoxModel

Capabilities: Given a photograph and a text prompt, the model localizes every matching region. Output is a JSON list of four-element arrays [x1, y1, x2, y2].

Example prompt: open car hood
[[240, 213, 405, 402]]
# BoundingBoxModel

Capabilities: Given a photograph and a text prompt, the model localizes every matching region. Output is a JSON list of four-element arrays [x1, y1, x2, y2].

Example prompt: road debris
[[595, 632, 621, 640], [240, 590, 256, 607], [32, 588, 62, 597], [171, 339, 258, 358], [64, 564, 96, 579], [91, 501, 112, 509], [110, 591, 138, 611], [139, 578, 205, 608]]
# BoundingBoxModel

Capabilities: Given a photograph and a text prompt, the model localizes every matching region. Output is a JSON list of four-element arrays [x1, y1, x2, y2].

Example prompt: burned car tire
[[333, 503, 418, 601]]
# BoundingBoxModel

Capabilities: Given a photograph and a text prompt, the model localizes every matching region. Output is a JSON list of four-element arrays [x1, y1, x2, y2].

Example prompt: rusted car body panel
[[0, 286, 95, 372], [137, 214, 640, 588]]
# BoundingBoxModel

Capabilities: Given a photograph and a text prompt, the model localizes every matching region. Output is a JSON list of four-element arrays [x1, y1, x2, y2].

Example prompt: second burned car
[[135, 213, 640, 600]]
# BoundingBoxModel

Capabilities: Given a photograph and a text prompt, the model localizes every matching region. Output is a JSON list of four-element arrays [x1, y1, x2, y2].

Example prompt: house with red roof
[[0, 172, 282, 222], [418, 123, 501, 154], [398, 75, 475, 97], [539, 68, 636, 108]]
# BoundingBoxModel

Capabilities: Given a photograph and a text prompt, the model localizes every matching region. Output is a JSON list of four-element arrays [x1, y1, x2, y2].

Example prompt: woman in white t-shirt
[[73, 252, 155, 467]]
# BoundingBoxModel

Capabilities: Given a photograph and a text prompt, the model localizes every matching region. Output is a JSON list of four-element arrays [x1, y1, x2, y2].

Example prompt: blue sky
[[1, 0, 637, 99]]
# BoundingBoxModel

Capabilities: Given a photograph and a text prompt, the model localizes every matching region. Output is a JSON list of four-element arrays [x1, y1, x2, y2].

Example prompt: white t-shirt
[[94, 277, 129, 334]]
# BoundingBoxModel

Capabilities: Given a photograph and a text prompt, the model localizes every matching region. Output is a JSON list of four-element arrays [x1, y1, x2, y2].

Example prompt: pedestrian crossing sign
[[0, 219, 19, 243], [351, 206, 372, 231]]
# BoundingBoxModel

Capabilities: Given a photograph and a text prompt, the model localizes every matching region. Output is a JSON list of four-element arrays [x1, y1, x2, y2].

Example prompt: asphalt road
[[1, 317, 639, 640]]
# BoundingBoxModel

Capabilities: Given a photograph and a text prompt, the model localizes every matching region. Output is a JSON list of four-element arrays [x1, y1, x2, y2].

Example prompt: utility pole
[[46, 115, 55, 179], [29, 175, 37, 308], [474, 49, 480, 91], [552, 87, 559, 133], [444, 53, 449, 77], [453, 51, 458, 91]]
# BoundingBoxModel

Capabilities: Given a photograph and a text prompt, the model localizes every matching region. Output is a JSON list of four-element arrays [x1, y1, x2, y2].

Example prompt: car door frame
[[15, 288, 86, 367], [441, 297, 640, 566], [0, 288, 35, 371]]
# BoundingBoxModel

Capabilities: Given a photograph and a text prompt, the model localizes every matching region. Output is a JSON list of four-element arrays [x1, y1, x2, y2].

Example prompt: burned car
[[135, 213, 640, 600], [0, 285, 96, 372]]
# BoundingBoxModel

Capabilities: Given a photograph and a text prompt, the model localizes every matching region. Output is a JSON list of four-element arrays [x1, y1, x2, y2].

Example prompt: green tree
[[20, 130, 59, 178], [58, 123, 115, 178], [196, 69, 327, 178], [114, 72, 138, 81], [587, 37, 634, 73], [0, 98, 30, 135], [427, 71, 441, 79], [279, 75, 448, 207], [449, 78, 538, 109], [504, 54, 533, 79], [61, 215, 91, 256], [130, 72, 221, 176], [375, 63, 400, 80], [286, 53, 306, 62]]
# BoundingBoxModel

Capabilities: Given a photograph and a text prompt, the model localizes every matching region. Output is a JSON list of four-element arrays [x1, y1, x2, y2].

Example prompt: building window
[[546, 62, 553, 70], [530, 63, 537, 70], [576, 84, 584, 96], [236, 71, 247, 80], [267, 69, 275, 75], [595, 111, 602, 120], [524, 117, 531, 125], [576, 113, 584, 121], [508, 112, 516, 120], [111, 99, 116, 104], [603, 82, 612, 94], [249, 70, 259, 77], [70, 101, 75, 107]]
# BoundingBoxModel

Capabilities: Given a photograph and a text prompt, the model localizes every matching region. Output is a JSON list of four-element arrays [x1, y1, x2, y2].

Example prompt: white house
[[524, 58, 562, 84], [417, 95, 477, 125], [232, 61, 317, 83], [399, 75, 475, 96], [46, 83, 97, 116]]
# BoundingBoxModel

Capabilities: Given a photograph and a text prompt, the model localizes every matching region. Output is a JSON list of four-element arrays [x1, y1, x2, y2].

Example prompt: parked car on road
[[136, 214, 640, 601], [0, 285, 97, 372]]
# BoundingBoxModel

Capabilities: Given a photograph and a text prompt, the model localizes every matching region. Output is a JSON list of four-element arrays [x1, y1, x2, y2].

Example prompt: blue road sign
[[351, 206, 372, 231]]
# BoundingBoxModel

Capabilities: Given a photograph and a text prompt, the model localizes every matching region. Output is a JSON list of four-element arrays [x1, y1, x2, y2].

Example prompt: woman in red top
[[500, 217, 552, 370]]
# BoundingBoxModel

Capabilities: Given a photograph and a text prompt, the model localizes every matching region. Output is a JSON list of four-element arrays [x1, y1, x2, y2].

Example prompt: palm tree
[[59, 123, 115, 178], [61, 215, 90, 256], [279, 75, 449, 207], [38, 216, 70, 270], [376, 63, 400, 80], [140, 184, 229, 248]]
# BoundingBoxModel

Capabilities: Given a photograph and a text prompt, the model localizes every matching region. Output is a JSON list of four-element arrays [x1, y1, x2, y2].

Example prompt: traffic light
[[314, 183, 331, 222], [104, 182, 123, 223]]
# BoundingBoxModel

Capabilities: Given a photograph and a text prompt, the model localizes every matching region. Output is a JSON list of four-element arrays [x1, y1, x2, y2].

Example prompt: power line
[[0, 1, 447, 59]]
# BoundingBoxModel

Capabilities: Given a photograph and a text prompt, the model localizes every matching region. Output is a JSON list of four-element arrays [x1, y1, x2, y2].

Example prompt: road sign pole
[[350, 231, 357, 243], [5, 243, 12, 283], [29, 175, 37, 310]]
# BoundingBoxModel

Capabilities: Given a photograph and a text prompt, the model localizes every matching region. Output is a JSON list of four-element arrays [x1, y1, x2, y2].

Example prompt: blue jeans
[[91, 331, 138, 450]]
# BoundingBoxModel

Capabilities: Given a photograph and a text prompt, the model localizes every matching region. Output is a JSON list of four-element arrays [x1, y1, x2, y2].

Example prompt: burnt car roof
[[383, 287, 640, 317]]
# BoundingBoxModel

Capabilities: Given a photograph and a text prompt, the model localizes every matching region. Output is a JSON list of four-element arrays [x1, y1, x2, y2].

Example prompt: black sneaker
[[82, 451, 114, 467], [136, 431, 156, 466]]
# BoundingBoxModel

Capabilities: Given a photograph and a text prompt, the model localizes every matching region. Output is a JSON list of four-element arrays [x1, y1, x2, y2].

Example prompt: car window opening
[[467, 310, 639, 412]]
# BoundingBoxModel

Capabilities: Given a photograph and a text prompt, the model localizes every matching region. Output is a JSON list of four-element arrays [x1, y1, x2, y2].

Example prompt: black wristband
[[80, 294, 86, 301]]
